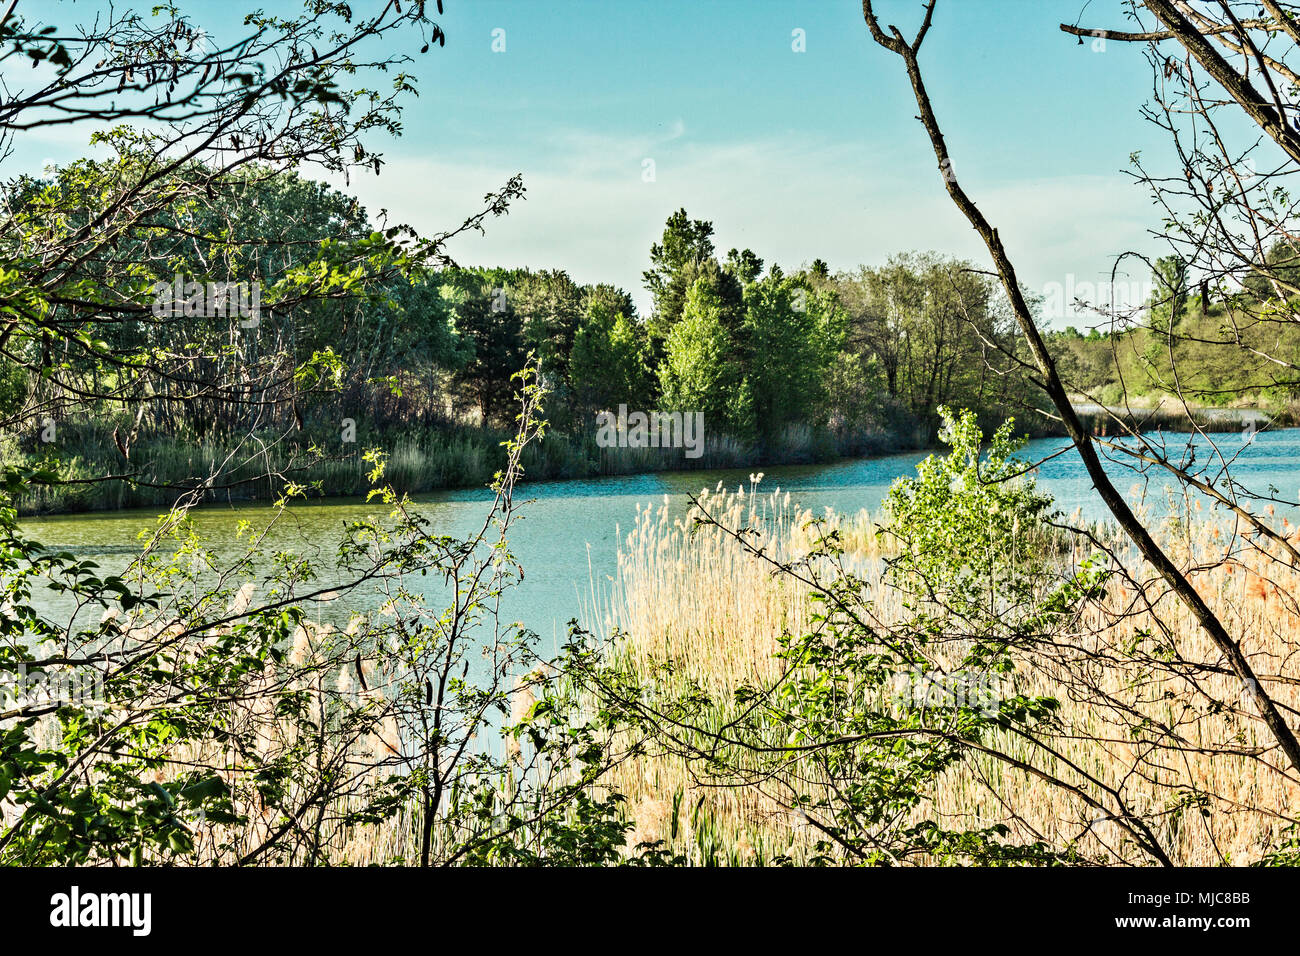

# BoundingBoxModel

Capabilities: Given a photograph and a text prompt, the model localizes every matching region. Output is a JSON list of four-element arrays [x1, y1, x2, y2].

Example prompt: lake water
[[19, 427, 1300, 645]]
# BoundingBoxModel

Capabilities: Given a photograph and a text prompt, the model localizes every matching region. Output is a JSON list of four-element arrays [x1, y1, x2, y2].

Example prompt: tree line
[[1050, 248, 1300, 415], [1, 163, 1045, 488]]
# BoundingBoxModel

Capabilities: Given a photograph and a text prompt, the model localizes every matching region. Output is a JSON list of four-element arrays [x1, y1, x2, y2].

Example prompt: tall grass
[[587, 480, 1300, 865], [4, 418, 918, 516]]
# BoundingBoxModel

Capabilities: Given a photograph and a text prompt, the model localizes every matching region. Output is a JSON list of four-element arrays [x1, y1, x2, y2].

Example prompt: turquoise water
[[20, 427, 1300, 644]]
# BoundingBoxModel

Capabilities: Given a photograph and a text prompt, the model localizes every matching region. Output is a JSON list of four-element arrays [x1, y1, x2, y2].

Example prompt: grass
[[15, 471, 1298, 864], [3, 418, 918, 516], [584, 479, 1300, 865]]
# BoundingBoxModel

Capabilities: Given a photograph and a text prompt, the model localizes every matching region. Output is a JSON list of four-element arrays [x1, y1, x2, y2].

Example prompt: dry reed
[[587, 478, 1300, 865]]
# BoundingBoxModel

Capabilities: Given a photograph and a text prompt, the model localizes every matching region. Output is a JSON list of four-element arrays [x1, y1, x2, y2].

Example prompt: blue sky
[[12, 1, 1188, 322]]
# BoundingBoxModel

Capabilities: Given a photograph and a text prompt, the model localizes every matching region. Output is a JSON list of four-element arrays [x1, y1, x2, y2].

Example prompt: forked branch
[[861, 0, 1300, 778]]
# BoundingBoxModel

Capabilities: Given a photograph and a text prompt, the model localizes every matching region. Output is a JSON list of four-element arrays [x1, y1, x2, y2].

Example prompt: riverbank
[[10, 397, 1296, 517], [596, 481, 1300, 865], [25, 427, 1300, 651], [4, 417, 927, 516], [1067, 400, 1300, 435]]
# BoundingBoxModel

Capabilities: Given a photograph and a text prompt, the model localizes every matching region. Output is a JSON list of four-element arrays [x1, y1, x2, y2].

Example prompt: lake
[[20, 427, 1300, 646]]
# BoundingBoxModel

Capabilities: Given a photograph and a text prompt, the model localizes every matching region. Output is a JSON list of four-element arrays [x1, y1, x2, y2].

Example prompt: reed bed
[[588, 479, 1300, 865], [15, 479, 1300, 865], [6, 419, 916, 516]]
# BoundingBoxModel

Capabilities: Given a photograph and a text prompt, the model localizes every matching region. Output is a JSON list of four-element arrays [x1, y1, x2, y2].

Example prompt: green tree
[[833, 253, 1017, 428], [1147, 255, 1189, 327], [445, 269, 528, 426], [512, 268, 584, 390], [1244, 237, 1300, 300], [570, 305, 654, 418], [741, 269, 841, 446], [658, 277, 752, 438], [643, 208, 721, 340], [724, 247, 765, 284]]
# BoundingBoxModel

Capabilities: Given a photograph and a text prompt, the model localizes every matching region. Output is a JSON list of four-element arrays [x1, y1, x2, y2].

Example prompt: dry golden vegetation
[[586, 480, 1300, 865]]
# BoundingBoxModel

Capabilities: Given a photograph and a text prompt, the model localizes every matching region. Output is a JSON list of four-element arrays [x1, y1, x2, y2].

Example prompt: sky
[[9, 0, 1191, 323]]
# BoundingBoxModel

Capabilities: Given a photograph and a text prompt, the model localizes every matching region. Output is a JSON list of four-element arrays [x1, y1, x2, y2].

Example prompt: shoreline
[[7, 422, 926, 518], [13, 412, 1299, 520]]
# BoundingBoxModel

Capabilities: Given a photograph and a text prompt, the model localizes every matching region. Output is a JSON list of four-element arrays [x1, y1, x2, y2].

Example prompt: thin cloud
[[335, 132, 1154, 321]]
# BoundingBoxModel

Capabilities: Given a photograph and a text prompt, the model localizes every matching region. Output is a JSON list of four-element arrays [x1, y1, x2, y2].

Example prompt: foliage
[[741, 268, 842, 446], [574, 409, 1114, 865], [569, 303, 655, 417], [658, 277, 752, 438], [643, 208, 724, 341], [0, 1, 633, 868], [0, 367, 636, 866]]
